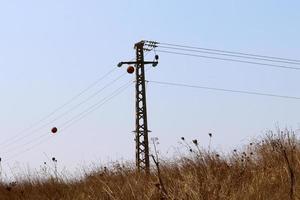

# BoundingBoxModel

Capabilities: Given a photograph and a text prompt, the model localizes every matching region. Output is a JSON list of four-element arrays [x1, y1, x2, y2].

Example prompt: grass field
[[0, 129, 299, 200]]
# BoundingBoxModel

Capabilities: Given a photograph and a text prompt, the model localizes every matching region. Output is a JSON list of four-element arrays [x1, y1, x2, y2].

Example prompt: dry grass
[[0, 129, 299, 200]]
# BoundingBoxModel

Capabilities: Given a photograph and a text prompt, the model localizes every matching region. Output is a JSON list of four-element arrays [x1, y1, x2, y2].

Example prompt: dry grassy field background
[[0, 129, 299, 200]]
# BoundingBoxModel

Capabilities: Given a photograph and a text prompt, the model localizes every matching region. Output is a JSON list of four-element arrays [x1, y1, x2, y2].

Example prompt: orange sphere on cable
[[127, 66, 135, 74], [51, 127, 58, 134]]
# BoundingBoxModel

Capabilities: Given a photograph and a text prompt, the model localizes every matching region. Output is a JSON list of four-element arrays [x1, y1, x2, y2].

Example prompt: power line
[[159, 42, 300, 63], [0, 68, 118, 146], [157, 45, 300, 66], [1, 134, 49, 156], [61, 67, 154, 131], [1, 80, 133, 162], [2, 135, 52, 163], [0, 81, 131, 155], [156, 50, 300, 71], [1, 49, 152, 163], [0, 71, 128, 150], [60, 80, 133, 131], [149, 80, 300, 100], [1, 66, 151, 163]]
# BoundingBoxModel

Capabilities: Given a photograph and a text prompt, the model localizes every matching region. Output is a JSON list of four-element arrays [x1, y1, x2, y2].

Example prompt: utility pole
[[118, 40, 158, 174]]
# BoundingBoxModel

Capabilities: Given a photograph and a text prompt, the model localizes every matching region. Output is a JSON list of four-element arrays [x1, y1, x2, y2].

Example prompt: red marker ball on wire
[[127, 66, 135, 74], [51, 127, 58, 134]]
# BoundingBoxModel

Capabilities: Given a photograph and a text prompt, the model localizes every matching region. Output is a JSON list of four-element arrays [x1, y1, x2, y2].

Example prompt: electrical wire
[[0, 71, 128, 150], [1, 80, 133, 163], [58, 67, 151, 132], [1, 133, 50, 156], [1, 51, 155, 163], [0, 68, 118, 146], [60, 80, 133, 131], [149, 80, 300, 100], [2, 135, 52, 163], [159, 42, 300, 63], [157, 45, 300, 66], [1, 66, 152, 161], [156, 50, 300, 71], [0, 81, 131, 156], [59, 66, 152, 133]]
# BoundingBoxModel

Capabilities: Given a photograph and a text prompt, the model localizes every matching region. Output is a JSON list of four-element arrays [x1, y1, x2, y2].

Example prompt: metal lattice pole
[[118, 40, 158, 174], [134, 41, 150, 173]]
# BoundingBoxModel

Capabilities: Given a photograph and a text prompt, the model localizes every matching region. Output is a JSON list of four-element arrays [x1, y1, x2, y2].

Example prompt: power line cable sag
[[149, 80, 300, 100], [1, 79, 130, 150], [0, 52, 154, 162], [0, 68, 118, 146], [0, 71, 127, 149], [1, 49, 153, 163], [1, 80, 133, 162], [2, 50, 150, 148], [0, 67, 152, 160], [59, 68, 152, 131], [2, 136, 52, 163], [60, 80, 133, 131], [159, 42, 300, 63], [1, 134, 49, 156], [156, 50, 300, 71], [157, 45, 300, 66]]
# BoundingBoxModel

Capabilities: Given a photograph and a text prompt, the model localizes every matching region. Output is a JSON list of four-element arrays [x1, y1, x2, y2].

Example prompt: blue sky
[[1, 1, 300, 177]]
